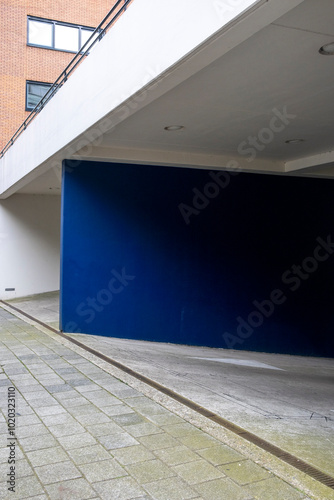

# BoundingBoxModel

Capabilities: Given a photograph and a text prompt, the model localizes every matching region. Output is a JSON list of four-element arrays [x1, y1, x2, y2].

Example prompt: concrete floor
[[6, 292, 334, 488]]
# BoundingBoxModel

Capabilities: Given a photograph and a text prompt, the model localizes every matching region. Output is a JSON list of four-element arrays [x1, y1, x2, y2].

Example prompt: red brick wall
[[0, 0, 123, 149]]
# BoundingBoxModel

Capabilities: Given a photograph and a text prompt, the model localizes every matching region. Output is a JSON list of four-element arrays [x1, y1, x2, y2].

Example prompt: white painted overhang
[[1, 0, 334, 197]]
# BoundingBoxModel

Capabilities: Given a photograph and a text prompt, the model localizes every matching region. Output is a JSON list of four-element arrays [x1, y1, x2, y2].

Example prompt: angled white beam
[[285, 150, 334, 172]]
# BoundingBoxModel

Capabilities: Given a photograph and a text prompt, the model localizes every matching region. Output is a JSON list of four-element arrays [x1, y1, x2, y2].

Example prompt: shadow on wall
[[60, 161, 334, 357]]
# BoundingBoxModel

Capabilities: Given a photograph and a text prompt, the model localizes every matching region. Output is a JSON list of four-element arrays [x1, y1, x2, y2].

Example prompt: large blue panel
[[60, 160, 334, 357]]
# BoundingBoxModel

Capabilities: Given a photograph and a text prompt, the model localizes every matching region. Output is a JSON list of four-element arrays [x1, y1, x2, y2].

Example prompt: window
[[27, 16, 100, 53], [26, 81, 52, 111]]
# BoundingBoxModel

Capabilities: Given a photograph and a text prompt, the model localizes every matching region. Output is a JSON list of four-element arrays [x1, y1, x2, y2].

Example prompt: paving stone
[[108, 388, 142, 399], [57, 432, 97, 450], [162, 423, 198, 438], [18, 434, 58, 453], [146, 413, 184, 426], [68, 444, 112, 465], [102, 405, 135, 417], [68, 379, 96, 388], [246, 477, 305, 499], [219, 459, 272, 485], [54, 367, 78, 375], [25, 495, 49, 499], [16, 459, 34, 477], [76, 384, 102, 393], [0, 474, 45, 498], [197, 445, 245, 466], [172, 459, 224, 485], [79, 458, 127, 482], [0, 444, 24, 462], [86, 421, 123, 437], [67, 404, 103, 417], [144, 476, 197, 500], [15, 413, 41, 426], [53, 389, 81, 400], [126, 459, 174, 484], [35, 406, 67, 417], [92, 476, 145, 500], [154, 445, 199, 466], [139, 433, 179, 451], [179, 433, 219, 451], [48, 422, 85, 437], [194, 477, 253, 500], [34, 460, 82, 484], [22, 390, 50, 401], [112, 445, 156, 465], [112, 413, 146, 426], [126, 422, 163, 438], [45, 477, 97, 499], [75, 411, 111, 426], [60, 396, 91, 408], [17, 423, 49, 439], [115, 396, 152, 408], [87, 395, 121, 407], [41, 413, 77, 426], [27, 446, 69, 467], [17, 384, 45, 393], [44, 384, 73, 393], [99, 432, 139, 450]]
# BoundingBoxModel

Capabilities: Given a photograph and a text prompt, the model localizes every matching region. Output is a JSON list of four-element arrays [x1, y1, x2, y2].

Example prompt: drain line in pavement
[[1, 299, 334, 491]]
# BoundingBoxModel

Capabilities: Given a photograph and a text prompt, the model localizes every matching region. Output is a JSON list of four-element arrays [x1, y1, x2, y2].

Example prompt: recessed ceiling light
[[319, 42, 334, 55], [285, 139, 305, 144], [164, 125, 184, 131]]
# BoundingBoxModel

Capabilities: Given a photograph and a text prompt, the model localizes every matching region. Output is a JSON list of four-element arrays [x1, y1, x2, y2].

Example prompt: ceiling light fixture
[[285, 139, 305, 144], [164, 125, 184, 131], [319, 42, 334, 55]]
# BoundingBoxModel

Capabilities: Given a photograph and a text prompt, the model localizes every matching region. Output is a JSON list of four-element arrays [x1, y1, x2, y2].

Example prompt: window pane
[[80, 29, 100, 52], [55, 24, 78, 52], [27, 83, 51, 110], [28, 20, 53, 47]]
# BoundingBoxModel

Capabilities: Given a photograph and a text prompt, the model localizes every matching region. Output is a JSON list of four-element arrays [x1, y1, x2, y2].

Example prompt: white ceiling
[[19, 0, 334, 194]]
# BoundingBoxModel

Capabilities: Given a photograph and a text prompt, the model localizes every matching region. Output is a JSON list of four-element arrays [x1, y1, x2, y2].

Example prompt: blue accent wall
[[60, 160, 334, 357]]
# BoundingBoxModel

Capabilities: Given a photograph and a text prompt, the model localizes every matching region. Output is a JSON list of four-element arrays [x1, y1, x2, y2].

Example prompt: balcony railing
[[0, 0, 132, 159]]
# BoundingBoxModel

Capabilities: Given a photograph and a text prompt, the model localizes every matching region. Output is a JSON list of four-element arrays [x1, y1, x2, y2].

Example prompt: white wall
[[0, 194, 61, 299]]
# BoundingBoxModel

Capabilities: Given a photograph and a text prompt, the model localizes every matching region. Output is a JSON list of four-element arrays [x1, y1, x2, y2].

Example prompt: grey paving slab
[[138, 433, 179, 451], [143, 476, 197, 500], [246, 477, 306, 499], [197, 445, 246, 466], [193, 477, 253, 500], [126, 422, 164, 438], [45, 477, 97, 500], [112, 445, 156, 466], [58, 432, 98, 450], [67, 444, 112, 465], [34, 460, 82, 484], [98, 432, 139, 450], [172, 459, 225, 485], [86, 421, 123, 437], [92, 476, 146, 500], [27, 446, 70, 467], [102, 404, 135, 416], [153, 445, 200, 466], [218, 458, 272, 485], [126, 459, 174, 484], [0, 302, 320, 500], [79, 458, 127, 482], [0, 475, 46, 498], [111, 412, 145, 426], [18, 433, 59, 452]]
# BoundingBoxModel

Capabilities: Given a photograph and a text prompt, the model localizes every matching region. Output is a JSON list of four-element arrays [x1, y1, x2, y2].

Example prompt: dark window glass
[[26, 82, 52, 111]]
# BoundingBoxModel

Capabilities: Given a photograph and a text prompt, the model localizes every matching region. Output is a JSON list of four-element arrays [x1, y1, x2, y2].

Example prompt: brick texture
[[0, 0, 126, 150]]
